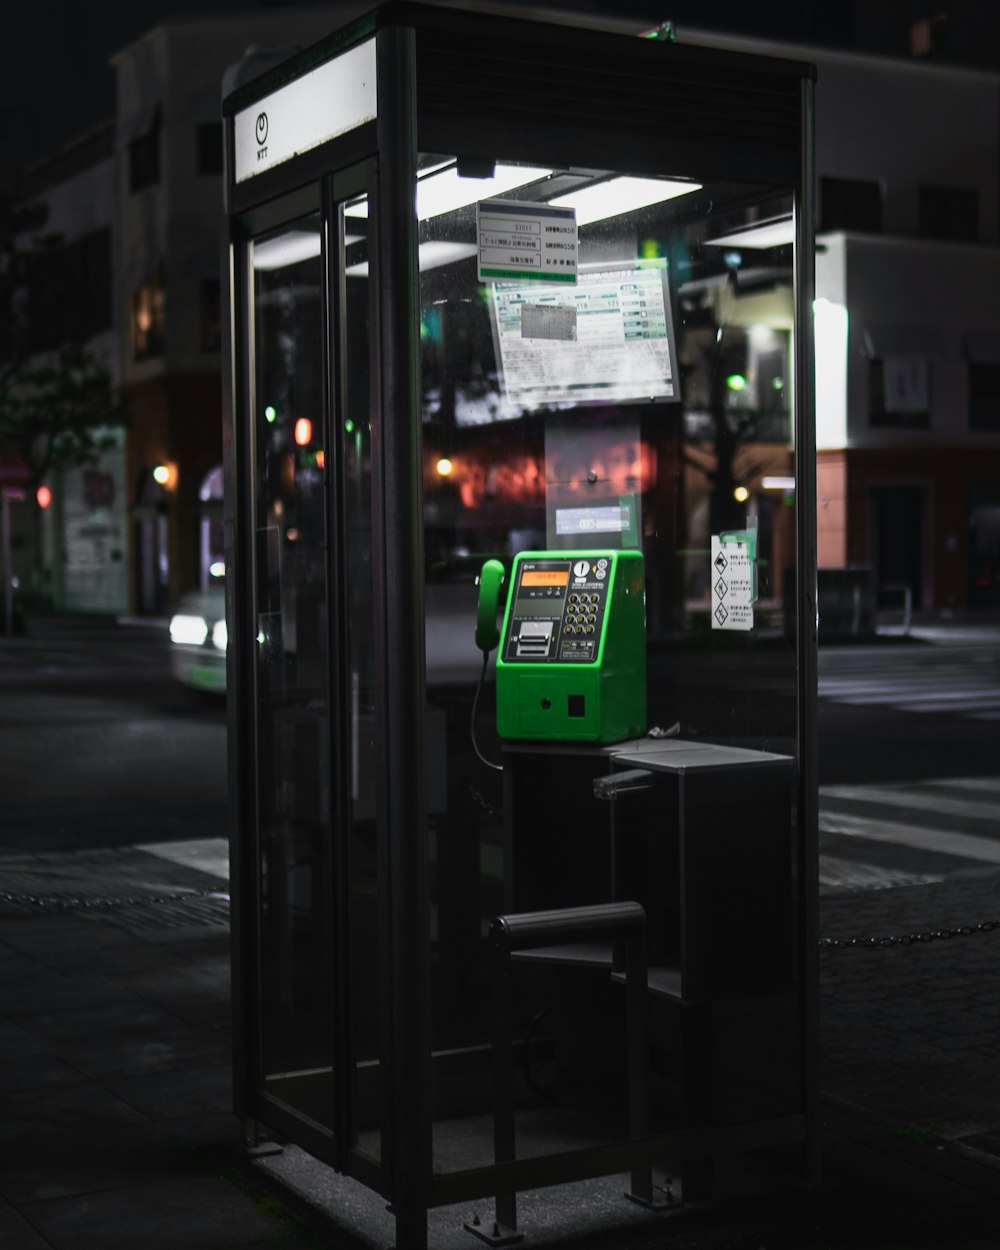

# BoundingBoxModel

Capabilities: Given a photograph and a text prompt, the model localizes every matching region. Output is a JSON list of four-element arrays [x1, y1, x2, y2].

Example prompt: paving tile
[[11, 997, 191, 1046], [154, 1109, 243, 1153], [22, 1174, 292, 1250], [0, 1050, 87, 1094], [0, 1206, 53, 1249], [54, 1026, 229, 1078], [118, 963, 232, 1027], [167, 937, 233, 968], [107, 1061, 232, 1121], [0, 1081, 146, 1148], [5, 972, 132, 1018], [0, 1126, 180, 1205], [0, 1018, 38, 1058], [0, 916, 138, 959], [37, 941, 194, 978], [0, 951, 54, 987]]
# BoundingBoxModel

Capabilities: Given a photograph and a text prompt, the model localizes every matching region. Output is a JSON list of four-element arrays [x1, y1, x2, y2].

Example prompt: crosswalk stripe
[[925, 777, 1000, 796], [819, 809, 1000, 865], [892, 700, 1000, 714], [137, 838, 230, 881], [822, 783, 1000, 823], [819, 855, 943, 893], [819, 655, 1000, 726], [821, 686, 1000, 706], [820, 675, 989, 692]]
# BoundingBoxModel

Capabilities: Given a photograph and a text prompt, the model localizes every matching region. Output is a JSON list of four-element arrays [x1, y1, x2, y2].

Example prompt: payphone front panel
[[496, 550, 645, 743]]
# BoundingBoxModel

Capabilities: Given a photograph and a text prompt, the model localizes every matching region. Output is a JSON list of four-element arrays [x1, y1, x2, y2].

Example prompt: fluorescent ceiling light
[[344, 163, 552, 222], [707, 217, 795, 249], [548, 176, 701, 225], [416, 241, 479, 270], [418, 165, 551, 219], [761, 476, 795, 491], [253, 231, 321, 270], [346, 240, 478, 278], [253, 230, 363, 270]]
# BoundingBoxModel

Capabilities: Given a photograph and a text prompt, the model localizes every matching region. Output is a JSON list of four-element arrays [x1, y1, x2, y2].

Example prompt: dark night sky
[[3, 1, 998, 180], [1, 1, 280, 176]]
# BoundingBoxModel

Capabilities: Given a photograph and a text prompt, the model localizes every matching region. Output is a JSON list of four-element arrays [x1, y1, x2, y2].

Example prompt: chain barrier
[[4, 880, 998, 951], [0, 887, 229, 914], [819, 920, 1000, 950]]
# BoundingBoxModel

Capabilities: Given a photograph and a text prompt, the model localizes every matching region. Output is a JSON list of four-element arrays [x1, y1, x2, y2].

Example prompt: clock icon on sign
[[573, 560, 590, 579], [256, 112, 268, 145]]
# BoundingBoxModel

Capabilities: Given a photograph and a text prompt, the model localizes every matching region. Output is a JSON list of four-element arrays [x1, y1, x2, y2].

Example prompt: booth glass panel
[[250, 214, 337, 1129], [413, 157, 801, 1173], [340, 193, 384, 1165]]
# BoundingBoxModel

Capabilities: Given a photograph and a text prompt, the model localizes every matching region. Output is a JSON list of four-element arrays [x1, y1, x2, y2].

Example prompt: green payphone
[[478, 550, 646, 744]]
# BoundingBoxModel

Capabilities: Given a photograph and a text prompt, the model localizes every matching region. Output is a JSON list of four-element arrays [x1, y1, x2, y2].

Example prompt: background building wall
[[111, 9, 348, 612], [16, 125, 128, 615]]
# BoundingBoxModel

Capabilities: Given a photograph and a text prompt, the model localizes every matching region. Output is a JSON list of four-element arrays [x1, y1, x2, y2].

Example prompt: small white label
[[711, 536, 754, 631], [477, 199, 577, 284]]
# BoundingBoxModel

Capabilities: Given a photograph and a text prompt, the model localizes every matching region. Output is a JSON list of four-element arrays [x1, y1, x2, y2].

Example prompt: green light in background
[[640, 238, 661, 260], [421, 307, 443, 346], [345, 418, 355, 434], [264, 405, 277, 423], [726, 374, 747, 392], [772, 376, 784, 390]]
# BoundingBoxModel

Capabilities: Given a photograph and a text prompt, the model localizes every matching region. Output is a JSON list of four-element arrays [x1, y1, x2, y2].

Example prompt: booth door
[[243, 178, 376, 1162]]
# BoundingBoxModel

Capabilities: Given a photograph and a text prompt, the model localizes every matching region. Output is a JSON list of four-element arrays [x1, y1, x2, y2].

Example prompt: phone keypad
[[563, 591, 601, 637]]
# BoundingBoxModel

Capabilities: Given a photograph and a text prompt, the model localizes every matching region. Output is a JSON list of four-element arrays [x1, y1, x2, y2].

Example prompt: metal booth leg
[[680, 1003, 716, 1202], [465, 919, 523, 1245], [468, 902, 652, 1243]]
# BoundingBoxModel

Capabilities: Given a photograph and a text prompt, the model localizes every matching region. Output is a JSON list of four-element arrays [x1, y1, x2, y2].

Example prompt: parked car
[[168, 585, 227, 693]]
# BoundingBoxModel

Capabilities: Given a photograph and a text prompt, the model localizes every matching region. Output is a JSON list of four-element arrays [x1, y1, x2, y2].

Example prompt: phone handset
[[472, 559, 506, 771], [475, 558, 506, 654]]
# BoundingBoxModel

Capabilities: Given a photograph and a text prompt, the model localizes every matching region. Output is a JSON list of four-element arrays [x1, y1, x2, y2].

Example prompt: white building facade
[[694, 30, 1000, 611]]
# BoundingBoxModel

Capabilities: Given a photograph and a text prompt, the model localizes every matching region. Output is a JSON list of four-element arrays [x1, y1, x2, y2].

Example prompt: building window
[[820, 176, 882, 233], [196, 122, 223, 176], [200, 279, 221, 352], [918, 185, 978, 242], [869, 356, 930, 428], [911, 12, 948, 57], [27, 227, 112, 351], [128, 113, 161, 192], [132, 285, 165, 360], [969, 362, 1000, 431]]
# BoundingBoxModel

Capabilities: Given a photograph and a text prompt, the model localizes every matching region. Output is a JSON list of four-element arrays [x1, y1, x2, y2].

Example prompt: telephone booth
[[222, 6, 818, 1246]]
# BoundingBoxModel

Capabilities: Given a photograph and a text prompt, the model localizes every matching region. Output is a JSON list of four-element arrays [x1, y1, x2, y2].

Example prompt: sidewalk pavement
[[2, 840, 1000, 1249]]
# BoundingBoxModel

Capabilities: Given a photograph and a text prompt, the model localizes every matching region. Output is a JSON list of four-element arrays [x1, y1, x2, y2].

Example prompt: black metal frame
[[222, 6, 818, 1247], [794, 74, 820, 1183], [478, 901, 652, 1245]]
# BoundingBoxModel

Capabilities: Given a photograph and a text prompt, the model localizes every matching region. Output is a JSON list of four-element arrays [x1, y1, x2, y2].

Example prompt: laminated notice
[[711, 534, 754, 631], [477, 199, 578, 283]]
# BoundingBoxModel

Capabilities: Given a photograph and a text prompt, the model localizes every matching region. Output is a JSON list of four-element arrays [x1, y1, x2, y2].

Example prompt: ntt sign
[[232, 37, 376, 183]]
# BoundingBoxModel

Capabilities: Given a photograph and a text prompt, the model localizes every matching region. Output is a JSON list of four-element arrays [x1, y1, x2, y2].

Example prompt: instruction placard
[[477, 199, 578, 284], [489, 260, 676, 410], [711, 535, 754, 631]]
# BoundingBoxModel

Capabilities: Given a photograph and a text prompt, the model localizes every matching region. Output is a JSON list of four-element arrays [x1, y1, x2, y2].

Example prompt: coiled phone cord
[[471, 649, 503, 772]]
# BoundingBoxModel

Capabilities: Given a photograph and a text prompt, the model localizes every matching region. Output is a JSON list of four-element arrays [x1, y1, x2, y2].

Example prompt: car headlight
[[170, 614, 208, 646], [212, 619, 228, 651]]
